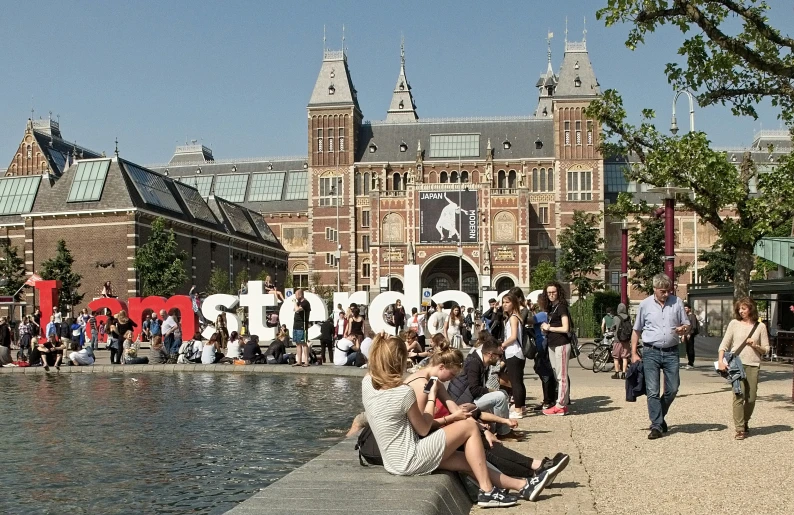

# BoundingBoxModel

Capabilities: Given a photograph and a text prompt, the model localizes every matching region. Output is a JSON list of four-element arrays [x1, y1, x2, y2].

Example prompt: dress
[[361, 376, 445, 476]]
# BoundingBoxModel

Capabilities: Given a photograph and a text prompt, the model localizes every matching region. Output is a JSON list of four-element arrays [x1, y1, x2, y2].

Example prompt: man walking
[[682, 304, 699, 369], [631, 274, 690, 439]]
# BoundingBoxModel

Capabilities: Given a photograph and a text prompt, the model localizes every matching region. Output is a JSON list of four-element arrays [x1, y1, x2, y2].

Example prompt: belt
[[643, 343, 678, 351]]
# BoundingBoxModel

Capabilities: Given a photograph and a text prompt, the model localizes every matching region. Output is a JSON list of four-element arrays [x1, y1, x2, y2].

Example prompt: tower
[[385, 38, 418, 122]]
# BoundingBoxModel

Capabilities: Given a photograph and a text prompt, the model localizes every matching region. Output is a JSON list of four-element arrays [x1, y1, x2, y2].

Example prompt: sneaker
[[518, 470, 551, 502], [542, 405, 569, 416], [477, 487, 519, 508], [683, 365, 693, 370], [538, 453, 570, 483], [508, 411, 524, 420], [530, 403, 546, 412]]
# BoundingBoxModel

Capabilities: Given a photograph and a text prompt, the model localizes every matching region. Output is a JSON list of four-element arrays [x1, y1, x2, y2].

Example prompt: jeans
[[164, 334, 175, 355], [643, 346, 680, 431], [345, 351, 360, 366], [474, 390, 511, 435], [533, 350, 558, 406], [505, 356, 527, 409]]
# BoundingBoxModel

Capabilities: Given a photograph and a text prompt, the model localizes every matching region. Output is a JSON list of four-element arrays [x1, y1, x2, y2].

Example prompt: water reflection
[[0, 373, 363, 514]]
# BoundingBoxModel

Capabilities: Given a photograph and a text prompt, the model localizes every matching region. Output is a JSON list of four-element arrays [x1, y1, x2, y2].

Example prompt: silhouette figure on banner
[[436, 194, 470, 241]]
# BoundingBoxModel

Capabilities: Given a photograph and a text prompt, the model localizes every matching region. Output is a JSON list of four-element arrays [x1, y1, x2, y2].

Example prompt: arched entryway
[[494, 275, 516, 293], [421, 254, 480, 307]]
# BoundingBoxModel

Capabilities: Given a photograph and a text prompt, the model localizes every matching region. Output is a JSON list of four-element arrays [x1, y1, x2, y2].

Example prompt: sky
[[1, 0, 792, 167]]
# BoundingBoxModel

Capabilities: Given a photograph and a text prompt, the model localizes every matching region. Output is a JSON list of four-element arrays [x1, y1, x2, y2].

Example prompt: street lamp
[[671, 89, 698, 284], [331, 178, 342, 292]]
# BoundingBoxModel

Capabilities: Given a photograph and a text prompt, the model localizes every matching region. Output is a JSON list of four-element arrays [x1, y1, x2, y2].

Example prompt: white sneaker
[[509, 411, 524, 419]]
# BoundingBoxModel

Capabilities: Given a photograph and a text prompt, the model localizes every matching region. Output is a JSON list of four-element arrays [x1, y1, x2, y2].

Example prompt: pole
[[672, 89, 697, 286], [620, 225, 628, 306], [336, 179, 341, 292], [694, 196, 698, 285], [664, 195, 676, 285], [458, 158, 463, 291]]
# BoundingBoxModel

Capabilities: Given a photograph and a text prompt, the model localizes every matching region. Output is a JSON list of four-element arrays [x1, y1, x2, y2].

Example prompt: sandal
[[734, 431, 746, 440]]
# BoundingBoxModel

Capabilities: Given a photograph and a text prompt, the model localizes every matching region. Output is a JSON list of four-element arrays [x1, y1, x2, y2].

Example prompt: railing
[[417, 183, 481, 191], [144, 155, 307, 168], [380, 190, 407, 197], [491, 188, 518, 196], [365, 115, 537, 126]]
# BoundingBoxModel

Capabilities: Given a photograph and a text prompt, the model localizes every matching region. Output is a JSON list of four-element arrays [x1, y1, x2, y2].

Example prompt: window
[[67, 160, 110, 202], [325, 252, 338, 267], [508, 170, 516, 189], [587, 121, 594, 145], [460, 170, 469, 183], [564, 121, 571, 146], [497, 170, 506, 188], [292, 264, 309, 289], [361, 210, 370, 227], [440, 171, 448, 183], [538, 232, 551, 249], [319, 176, 342, 206], [547, 168, 554, 190], [213, 174, 249, 202], [339, 127, 345, 152], [284, 171, 308, 200], [328, 137, 334, 152], [362, 260, 371, 278], [248, 172, 285, 201], [539, 168, 546, 191], [539, 204, 549, 224], [450, 170, 459, 183], [178, 175, 213, 197], [0, 176, 40, 215], [362, 235, 370, 252], [325, 227, 338, 241], [567, 170, 592, 201], [610, 271, 620, 291], [317, 129, 323, 152], [392, 172, 402, 191], [124, 162, 183, 213], [363, 172, 371, 194], [218, 199, 258, 237], [576, 121, 582, 146], [355, 172, 362, 195], [429, 134, 480, 158], [175, 182, 218, 224]]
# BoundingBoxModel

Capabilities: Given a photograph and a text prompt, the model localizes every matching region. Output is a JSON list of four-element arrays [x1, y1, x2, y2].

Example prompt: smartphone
[[423, 376, 439, 394]]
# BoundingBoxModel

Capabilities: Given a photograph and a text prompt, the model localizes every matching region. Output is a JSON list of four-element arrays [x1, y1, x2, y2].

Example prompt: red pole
[[664, 197, 676, 285], [620, 227, 628, 306]]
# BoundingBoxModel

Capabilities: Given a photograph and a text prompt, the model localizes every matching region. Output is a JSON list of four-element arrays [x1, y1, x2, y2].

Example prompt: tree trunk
[[733, 245, 754, 300]]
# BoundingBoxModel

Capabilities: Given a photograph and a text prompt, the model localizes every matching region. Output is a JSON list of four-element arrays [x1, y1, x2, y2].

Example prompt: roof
[[356, 117, 555, 163], [554, 40, 601, 99], [168, 144, 215, 164], [31, 129, 102, 177], [307, 49, 362, 113], [385, 44, 418, 123]]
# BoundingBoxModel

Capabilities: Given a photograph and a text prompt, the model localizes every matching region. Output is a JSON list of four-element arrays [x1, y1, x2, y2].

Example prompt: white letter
[[369, 291, 404, 335], [201, 294, 240, 339], [239, 281, 277, 342], [279, 292, 328, 340]]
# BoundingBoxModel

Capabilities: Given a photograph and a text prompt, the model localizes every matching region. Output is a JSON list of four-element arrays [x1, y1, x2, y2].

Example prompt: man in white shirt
[[160, 309, 178, 355], [333, 336, 360, 366], [409, 308, 427, 349], [427, 308, 446, 338], [359, 336, 374, 361]]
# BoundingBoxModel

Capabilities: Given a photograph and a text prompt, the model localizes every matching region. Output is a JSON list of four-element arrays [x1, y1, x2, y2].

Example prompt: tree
[[699, 240, 737, 283], [0, 240, 26, 301], [234, 269, 249, 290], [588, 1, 794, 299], [530, 259, 558, 292], [40, 240, 84, 314], [134, 217, 188, 297], [628, 216, 691, 295], [207, 268, 232, 295], [558, 211, 607, 299]]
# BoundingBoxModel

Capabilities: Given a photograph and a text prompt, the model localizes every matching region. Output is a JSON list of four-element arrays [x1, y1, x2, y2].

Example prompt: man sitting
[[333, 335, 361, 366], [243, 335, 265, 363], [448, 332, 513, 437]]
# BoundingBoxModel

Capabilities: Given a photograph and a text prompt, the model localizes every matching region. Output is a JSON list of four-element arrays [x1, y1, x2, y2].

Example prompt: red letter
[[87, 298, 127, 340], [127, 295, 196, 341], [34, 280, 61, 338]]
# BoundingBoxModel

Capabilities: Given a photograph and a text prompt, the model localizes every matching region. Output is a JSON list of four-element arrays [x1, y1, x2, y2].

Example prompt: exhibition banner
[[419, 190, 478, 243]]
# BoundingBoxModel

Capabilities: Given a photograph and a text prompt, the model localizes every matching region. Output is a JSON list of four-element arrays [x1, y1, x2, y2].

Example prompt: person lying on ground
[[362, 334, 551, 508], [69, 345, 95, 366]]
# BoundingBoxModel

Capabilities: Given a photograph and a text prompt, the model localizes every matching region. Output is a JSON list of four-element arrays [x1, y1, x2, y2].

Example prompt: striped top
[[361, 376, 446, 476]]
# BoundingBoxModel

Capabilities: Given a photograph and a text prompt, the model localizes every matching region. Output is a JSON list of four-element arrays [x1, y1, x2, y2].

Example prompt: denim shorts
[[293, 329, 306, 344]]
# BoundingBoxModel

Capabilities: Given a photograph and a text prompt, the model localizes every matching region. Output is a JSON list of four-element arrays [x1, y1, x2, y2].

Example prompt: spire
[[565, 17, 568, 44], [555, 21, 600, 99], [308, 28, 361, 114], [385, 37, 418, 122], [323, 25, 326, 52], [114, 137, 119, 157], [534, 30, 558, 117], [583, 16, 587, 42]]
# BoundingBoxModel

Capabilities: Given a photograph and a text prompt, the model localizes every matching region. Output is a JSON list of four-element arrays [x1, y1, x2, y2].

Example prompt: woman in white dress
[[362, 334, 542, 507], [444, 305, 464, 348]]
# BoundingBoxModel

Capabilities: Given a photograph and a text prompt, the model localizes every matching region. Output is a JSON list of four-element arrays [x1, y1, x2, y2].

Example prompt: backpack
[[355, 426, 383, 466], [617, 316, 633, 342]]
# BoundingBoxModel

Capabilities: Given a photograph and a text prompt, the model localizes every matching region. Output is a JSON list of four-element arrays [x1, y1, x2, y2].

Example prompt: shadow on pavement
[[671, 423, 728, 434], [677, 388, 729, 398], [549, 481, 581, 489], [758, 369, 794, 382], [571, 395, 620, 415], [747, 424, 793, 436], [756, 393, 794, 409]]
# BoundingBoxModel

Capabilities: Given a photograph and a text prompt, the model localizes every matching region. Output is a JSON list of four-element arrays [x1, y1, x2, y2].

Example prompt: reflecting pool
[[0, 372, 363, 514]]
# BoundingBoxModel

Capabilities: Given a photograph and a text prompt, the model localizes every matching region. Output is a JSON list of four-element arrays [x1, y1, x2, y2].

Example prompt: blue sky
[[1, 0, 791, 166]]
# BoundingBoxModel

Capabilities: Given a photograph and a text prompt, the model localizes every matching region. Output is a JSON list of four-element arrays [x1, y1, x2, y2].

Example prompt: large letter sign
[[238, 281, 278, 342], [200, 294, 241, 339], [279, 291, 327, 340]]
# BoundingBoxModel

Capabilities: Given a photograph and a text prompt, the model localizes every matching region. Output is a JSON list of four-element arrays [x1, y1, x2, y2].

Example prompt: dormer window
[[535, 138, 543, 150], [369, 143, 377, 153], [542, 107, 548, 117], [399, 100, 404, 109], [574, 61, 580, 70], [328, 84, 335, 95], [399, 82, 405, 91], [503, 139, 511, 150], [574, 76, 582, 88], [399, 141, 408, 152]]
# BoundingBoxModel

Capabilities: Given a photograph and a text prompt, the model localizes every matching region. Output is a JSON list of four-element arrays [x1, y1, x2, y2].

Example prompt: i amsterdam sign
[[32, 266, 518, 341]]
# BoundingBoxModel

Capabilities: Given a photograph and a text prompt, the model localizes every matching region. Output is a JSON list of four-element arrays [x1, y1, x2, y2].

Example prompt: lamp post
[[671, 89, 698, 283], [611, 219, 630, 306], [334, 177, 341, 292]]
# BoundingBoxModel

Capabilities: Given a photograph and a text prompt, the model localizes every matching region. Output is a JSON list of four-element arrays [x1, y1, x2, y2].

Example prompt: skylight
[[0, 176, 40, 215], [214, 174, 249, 203], [124, 161, 183, 214], [248, 172, 285, 202], [284, 171, 308, 200], [67, 160, 110, 202]]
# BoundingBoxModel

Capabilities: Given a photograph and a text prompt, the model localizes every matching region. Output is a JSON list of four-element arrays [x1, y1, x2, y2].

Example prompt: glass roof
[[68, 160, 110, 202], [248, 172, 285, 202], [178, 175, 213, 197], [250, 213, 280, 244], [174, 182, 218, 224], [219, 200, 257, 237], [214, 174, 249, 203], [124, 161, 183, 214], [0, 176, 41, 215], [284, 171, 308, 200], [430, 134, 480, 158], [49, 149, 67, 174]]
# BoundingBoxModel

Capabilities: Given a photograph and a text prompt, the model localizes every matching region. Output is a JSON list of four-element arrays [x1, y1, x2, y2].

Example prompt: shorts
[[612, 340, 631, 360], [293, 329, 306, 344]]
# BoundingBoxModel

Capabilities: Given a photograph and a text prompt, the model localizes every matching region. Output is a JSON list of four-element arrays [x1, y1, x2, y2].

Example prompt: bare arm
[[631, 329, 642, 363], [501, 315, 520, 349], [406, 386, 437, 437]]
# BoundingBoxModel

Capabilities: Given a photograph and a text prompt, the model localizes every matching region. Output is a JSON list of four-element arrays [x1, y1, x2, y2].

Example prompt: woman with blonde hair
[[362, 334, 548, 507], [717, 297, 770, 440]]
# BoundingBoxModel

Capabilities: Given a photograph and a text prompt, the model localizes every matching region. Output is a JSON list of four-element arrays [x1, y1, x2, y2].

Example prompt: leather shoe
[[648, 428, 663, 440], [661, 421, 668, 433]]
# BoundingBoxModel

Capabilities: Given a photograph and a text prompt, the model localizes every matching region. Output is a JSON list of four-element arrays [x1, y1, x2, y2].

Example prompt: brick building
[[0, 119, 287, 317]]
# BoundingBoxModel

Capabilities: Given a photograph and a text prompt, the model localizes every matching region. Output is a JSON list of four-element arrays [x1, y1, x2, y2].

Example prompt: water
[[0, 373, 363, 514]]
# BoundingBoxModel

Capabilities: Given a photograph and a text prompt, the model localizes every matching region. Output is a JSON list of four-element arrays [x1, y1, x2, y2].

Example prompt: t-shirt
[[427, 311, 446, 336], [227, 340, 241, 359], [602, 314, 614, 331], [360, 337, 374, 359], [293, 298, 311, 328], [161, 316, 177, 336], [201, 344, 216, 364], [334, 338, 354, 365], [547, 302, 571, 347], [149, 319, 162, 335]]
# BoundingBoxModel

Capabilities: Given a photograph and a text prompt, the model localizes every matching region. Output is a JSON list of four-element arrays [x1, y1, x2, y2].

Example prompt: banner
[[419, 190, 478, 243]]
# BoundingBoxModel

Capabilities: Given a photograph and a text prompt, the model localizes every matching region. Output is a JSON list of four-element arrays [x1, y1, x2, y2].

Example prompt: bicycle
[[592, 331, 616, 373], [576, 340, 598, 371]]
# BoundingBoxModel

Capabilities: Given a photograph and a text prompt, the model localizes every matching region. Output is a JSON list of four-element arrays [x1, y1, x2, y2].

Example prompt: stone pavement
[[486, 359, 794, 515]]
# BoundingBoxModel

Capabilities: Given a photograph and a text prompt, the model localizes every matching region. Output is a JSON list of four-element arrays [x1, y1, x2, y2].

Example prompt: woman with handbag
[[717, 297, 770, 440]]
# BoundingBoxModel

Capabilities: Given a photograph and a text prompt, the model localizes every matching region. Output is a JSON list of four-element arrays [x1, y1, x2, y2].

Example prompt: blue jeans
[[474, 390, 511, 435], [345, 352, 360, 366], [643, 346, 680, 431]]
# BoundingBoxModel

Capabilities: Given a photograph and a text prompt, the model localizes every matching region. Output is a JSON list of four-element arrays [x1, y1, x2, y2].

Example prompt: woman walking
[[500, 293, 527, 419], [717, 297, 770, 440], [541, 281, 571, 416], [392, 299, 407, 333]]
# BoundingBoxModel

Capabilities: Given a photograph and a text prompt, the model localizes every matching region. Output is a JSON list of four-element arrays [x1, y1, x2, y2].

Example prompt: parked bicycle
[[576, 340, 597, 371], [592, 331, 616, 373]]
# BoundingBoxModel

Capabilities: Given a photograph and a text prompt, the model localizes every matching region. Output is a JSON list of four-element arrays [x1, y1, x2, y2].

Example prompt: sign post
[[421, 288, 433, 307]]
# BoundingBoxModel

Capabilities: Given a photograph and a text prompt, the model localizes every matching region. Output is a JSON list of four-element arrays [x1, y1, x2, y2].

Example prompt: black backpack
[[355, 426, 382, 466], [617, 316, 633, 342]]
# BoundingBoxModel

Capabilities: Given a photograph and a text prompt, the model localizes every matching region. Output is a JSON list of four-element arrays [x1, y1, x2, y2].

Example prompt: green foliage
[[699, 240, 736, 283], [530, 259, 558, 292], [134, 217, 188, 297], [40, 240, 84, 313], [558, 211, 606, 298], [588, 1, 794, 299], [0, 240, 26, 301], [234, 269, 249, 290], [628, 216, 691, 295], [207, 268, 232, 295], [283, 273, 294, 289]]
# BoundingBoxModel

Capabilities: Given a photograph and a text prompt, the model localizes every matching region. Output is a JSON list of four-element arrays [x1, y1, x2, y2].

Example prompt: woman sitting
[[201, 333, 224, 364], [226, 331, 242, 360], [148, 335, 169, 364], [263, 275, 285, 302], [362, 334, 548, 508], [122, 331, 149, 365]]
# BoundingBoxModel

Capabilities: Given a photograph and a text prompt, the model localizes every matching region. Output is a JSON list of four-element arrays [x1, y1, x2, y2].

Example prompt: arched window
[[429, 171, 437, 183], [403, 172, 409, 189], [497, 170, 506, 188], [547, 168, 554, 191], [460, 170, 469, 183], [450, 170, 458, 183], [462, 276, 478, 295], [508, 170, 517, 188], [363, 172, 371, 194], [355, 172, 362, 195], [532, 168, 538, 191], [440, 171, 448, 183], [429, 276, 451, 292], [539, 168, 546, 191], [495, 276, 515, 293], [392, 172, 402, 191]]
